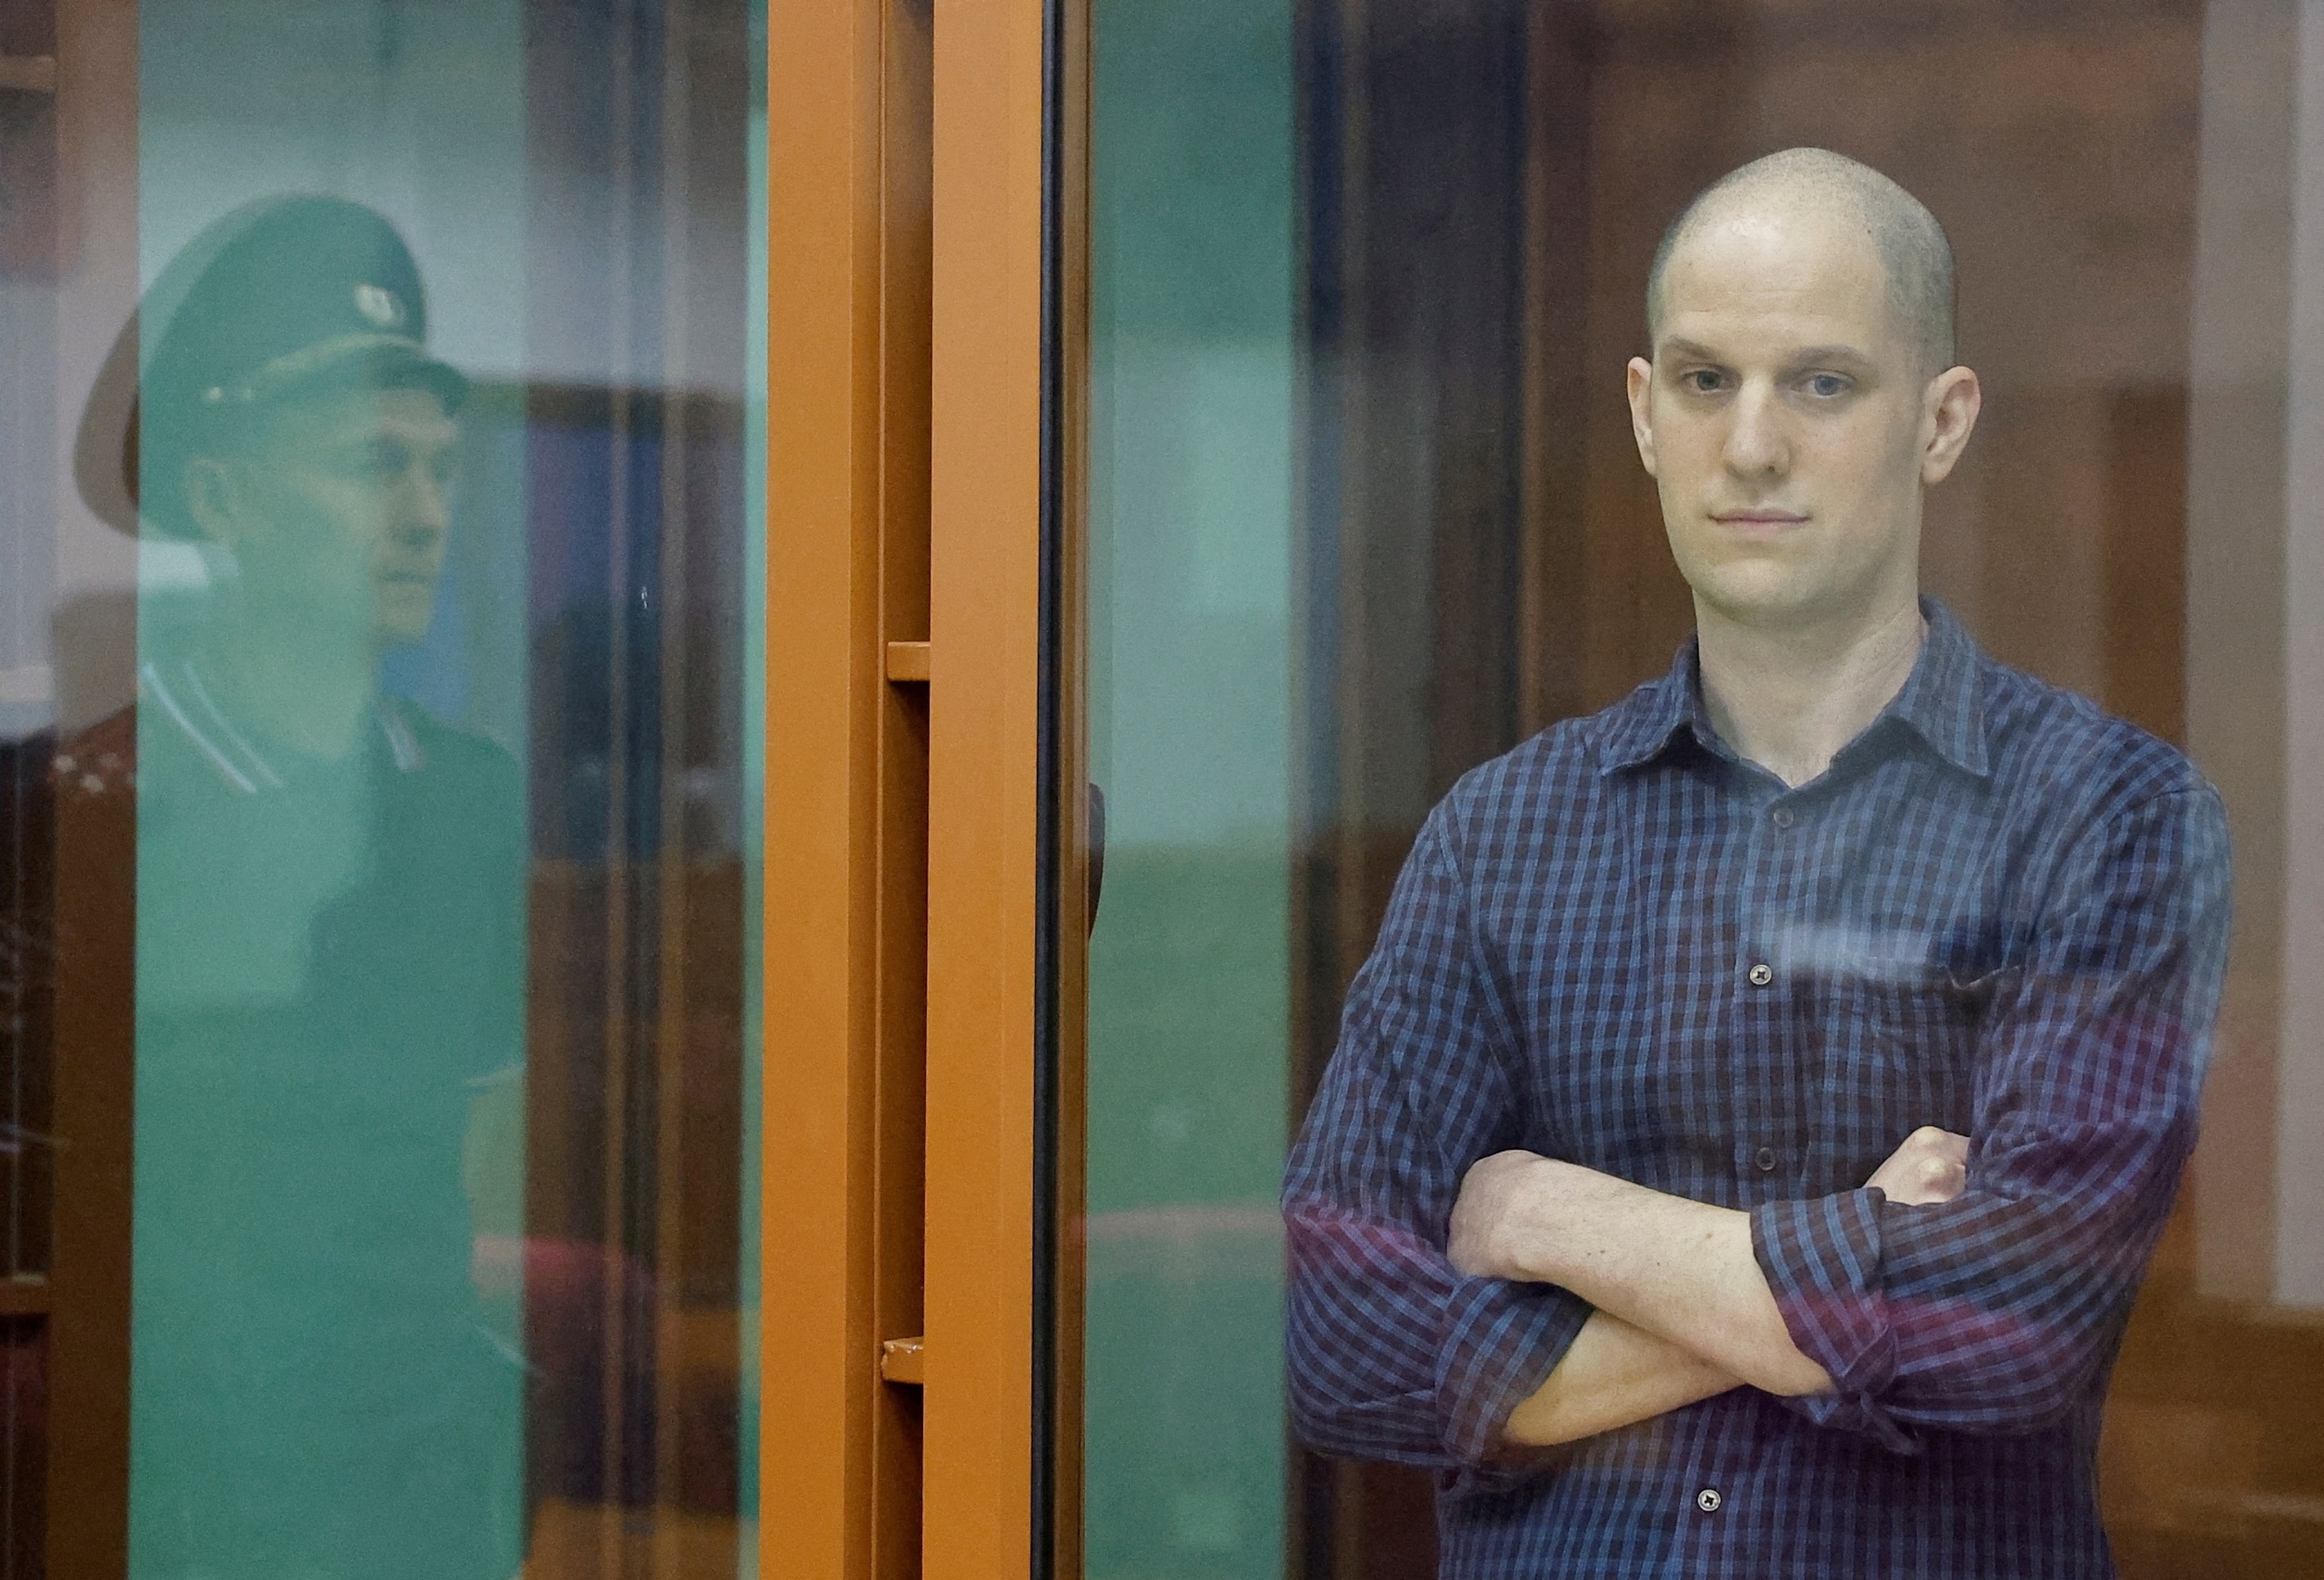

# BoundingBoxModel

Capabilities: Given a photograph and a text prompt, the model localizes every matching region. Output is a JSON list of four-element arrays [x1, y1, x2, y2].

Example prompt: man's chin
[[1683, 567, 1832, 628], [373, 585, 440, 647], [376, 624, 435, 650]]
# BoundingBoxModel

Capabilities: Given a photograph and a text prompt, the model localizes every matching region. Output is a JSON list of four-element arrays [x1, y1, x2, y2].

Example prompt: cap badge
[[353, 282, 407, 331]]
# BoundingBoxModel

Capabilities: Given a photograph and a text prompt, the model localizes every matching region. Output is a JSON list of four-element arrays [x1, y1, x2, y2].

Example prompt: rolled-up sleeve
[[1284, 803, 1592, 1468], [1753, 786, 2232, 1448]]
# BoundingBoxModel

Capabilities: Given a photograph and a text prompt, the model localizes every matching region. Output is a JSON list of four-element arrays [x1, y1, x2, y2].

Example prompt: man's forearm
[[1500, 1311, 1740, 1448], [1468, 1156, 1832, 1397]]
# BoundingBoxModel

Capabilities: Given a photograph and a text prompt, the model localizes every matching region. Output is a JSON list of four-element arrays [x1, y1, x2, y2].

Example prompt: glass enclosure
[[1082, 2, 2324, 1576], [1083, 2, 1296, 1575], [0, 0, 764, 1574]]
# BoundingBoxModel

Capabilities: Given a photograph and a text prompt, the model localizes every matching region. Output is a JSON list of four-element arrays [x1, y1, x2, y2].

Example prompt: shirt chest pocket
[[1814, 964, 2001, 1145]]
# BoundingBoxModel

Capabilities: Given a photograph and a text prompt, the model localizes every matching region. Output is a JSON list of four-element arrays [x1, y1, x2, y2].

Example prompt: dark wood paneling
[[47, 717, 135, 1580]]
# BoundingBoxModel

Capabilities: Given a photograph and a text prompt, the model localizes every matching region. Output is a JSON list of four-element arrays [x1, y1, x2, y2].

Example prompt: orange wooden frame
[[763, 0, 1077, 1575], [760, 0, 901, 1572], [920, 0, 1048, 1571]]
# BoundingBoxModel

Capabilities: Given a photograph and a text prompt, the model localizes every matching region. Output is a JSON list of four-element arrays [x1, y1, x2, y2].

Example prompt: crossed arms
[[1282, 786, 2230, 1467], [1449, 1125, 1964, 1449]]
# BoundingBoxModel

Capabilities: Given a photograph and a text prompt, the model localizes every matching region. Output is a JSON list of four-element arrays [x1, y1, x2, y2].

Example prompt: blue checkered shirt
[[1283, 601, 2231, 1578]]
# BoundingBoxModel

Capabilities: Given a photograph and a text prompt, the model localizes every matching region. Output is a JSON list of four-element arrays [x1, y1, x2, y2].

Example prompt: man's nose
[[394, 462, 452, 542], [1721, 383, 1789, 477]]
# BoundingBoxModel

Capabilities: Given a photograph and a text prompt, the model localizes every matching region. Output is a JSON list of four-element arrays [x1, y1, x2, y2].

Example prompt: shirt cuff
[[1751, 1187, 1918, 1454], [1434, 1273, 1592, 1467]]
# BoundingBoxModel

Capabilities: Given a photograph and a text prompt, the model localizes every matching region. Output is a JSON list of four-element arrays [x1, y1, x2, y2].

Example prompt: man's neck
[[1695, 594, 1926, 789], [196, 613, 380, 764]]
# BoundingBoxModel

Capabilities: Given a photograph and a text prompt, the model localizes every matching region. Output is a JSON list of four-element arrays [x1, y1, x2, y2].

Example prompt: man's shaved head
[[1647, 148, 1956, 374]]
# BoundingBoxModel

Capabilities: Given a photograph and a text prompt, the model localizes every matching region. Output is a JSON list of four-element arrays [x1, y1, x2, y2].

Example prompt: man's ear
[[1919, 365, 1981, 487], [1626, 356, 1658, 477], [182, 456, 248, 547]]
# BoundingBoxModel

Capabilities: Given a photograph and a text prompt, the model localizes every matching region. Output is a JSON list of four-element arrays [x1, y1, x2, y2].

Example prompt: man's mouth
[[1709, 510, 1811, 541], [1710, 509, 1809, 526]]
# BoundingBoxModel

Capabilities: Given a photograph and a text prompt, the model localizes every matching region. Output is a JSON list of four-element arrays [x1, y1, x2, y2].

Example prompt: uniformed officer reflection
[[101, 197, 527, 1580]]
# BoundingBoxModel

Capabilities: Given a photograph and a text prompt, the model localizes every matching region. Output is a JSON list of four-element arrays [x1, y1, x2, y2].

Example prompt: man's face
[[191, 383, 458, 649], [1626, 203, 1971, 631]]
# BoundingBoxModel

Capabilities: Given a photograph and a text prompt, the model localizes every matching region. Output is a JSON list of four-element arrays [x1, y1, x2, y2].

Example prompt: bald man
[[1283, 149, 2229, 1577]]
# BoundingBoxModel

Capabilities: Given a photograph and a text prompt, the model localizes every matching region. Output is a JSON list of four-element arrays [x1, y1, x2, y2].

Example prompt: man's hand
[[1866, 1126, 1968, 1206]]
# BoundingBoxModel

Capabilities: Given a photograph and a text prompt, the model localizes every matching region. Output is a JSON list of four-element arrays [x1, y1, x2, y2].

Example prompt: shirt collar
[[1593, 641, 1711, 776], [140, 658, 427, 793], [1875, 598, 1990, 778], [1595, 596, 1990, 781]]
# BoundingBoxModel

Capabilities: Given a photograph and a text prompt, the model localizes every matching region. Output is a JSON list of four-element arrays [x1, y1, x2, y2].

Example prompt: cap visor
[[245, 333, 468, 412]]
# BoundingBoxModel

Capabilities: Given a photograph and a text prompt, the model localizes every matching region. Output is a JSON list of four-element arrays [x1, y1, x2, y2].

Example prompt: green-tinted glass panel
[[59, 2, 771, 1575], [1086, 2, 1295, 1578]]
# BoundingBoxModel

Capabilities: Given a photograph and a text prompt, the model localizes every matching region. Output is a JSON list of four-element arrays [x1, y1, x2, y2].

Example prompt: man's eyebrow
[[1654, 338, 1882, 372], [1656, 337, 1726, 364], [1785, 344, 1878, 371]]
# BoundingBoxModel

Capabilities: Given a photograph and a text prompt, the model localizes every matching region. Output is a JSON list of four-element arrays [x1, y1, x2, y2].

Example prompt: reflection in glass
[[122, 197, 527, 1579], [0, 0, 761, 1572]]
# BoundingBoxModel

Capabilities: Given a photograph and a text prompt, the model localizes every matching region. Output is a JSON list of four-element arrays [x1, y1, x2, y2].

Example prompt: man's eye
[[1684, 369, 1724, 393], [365, 444, 415, 480], [1804, 374, 1850, 398]]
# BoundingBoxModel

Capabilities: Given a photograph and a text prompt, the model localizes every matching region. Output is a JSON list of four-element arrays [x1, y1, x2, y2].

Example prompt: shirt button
[[1696, 1488, 1723, 1513], [1747, 962, 1773, 987], [1754, 1147, 1778, 1172], [1770, 806, 1795, 828]]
